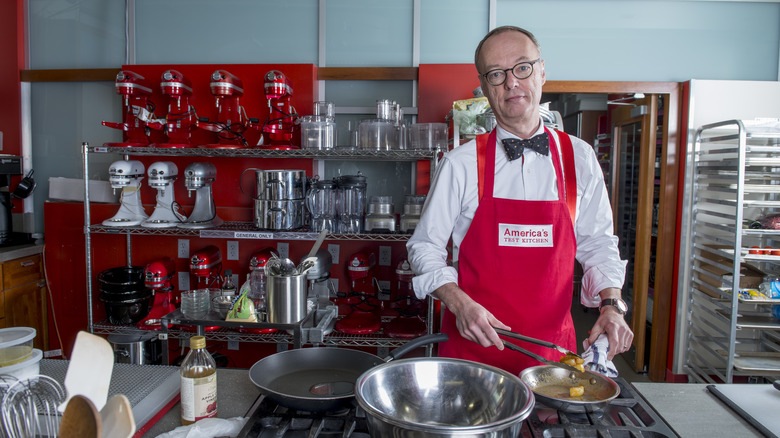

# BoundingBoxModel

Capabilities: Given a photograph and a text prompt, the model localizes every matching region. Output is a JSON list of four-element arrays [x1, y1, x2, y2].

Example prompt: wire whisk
[[1, 375, 65, 438]]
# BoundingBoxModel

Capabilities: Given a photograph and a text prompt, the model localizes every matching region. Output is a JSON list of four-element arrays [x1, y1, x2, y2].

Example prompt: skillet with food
[[520, 365, 620, 413]]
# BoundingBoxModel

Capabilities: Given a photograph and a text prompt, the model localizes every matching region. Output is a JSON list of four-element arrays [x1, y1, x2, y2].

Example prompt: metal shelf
[[86, 144, 440, 161], [83, 141, 440, 362], [88, 222, 415, 241], [685, 119, 780, 383]]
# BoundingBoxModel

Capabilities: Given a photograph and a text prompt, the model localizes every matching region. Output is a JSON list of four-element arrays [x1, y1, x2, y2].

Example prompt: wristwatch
[[599, 298, 628, 315]]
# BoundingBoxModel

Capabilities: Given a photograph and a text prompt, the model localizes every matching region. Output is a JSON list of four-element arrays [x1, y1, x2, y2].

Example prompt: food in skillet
[[569, 385, 585, 397], [560, 352, 585, 372]]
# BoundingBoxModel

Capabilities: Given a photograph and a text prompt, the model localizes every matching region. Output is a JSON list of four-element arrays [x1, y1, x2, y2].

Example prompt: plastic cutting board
[[707, 383, 780, 437]]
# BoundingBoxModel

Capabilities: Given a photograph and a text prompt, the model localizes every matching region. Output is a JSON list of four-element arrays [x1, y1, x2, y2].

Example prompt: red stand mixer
[[384, 258, 427, 339], [101, 70, 156, 147], [199, 70, 256, 149], [335, 251, 382, 335], [149, 69, 198, 148], [190, 245, 223, 291], [260, 70, 298, 149], [184, 245, 223, 332], [137, 257, 178, 330]]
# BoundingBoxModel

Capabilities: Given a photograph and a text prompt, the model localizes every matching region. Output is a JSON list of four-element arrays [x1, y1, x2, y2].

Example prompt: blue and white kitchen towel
[[581, 334, 619, 377]]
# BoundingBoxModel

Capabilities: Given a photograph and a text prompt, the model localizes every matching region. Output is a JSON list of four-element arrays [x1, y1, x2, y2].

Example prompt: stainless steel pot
[[519, 365, 620, 413], [355, 358, 534, 437], [257, 169, 307, 200], [254, 199, 305, 230], [107, 333, 160, 365]]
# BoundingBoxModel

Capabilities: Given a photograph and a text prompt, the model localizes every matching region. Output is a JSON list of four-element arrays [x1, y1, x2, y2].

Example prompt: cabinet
[[83, 144, 440, 363], [1, 253, 48, 350], [685, 119, 780, 383]]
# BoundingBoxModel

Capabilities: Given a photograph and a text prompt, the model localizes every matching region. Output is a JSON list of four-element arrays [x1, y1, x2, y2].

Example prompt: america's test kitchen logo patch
[[498, 223, 553, 247]]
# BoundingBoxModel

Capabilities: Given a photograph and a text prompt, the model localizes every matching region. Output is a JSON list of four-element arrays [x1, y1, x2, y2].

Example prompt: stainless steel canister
[[266, 273, 308, 323], [257, 169, 307, 200], [255, 199, 305, 230]]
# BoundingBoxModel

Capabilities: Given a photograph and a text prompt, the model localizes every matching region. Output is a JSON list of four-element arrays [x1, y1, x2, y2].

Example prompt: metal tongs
[[495, 328, 586, 375]]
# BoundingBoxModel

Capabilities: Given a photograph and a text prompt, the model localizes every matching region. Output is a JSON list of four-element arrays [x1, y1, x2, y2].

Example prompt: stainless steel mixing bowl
[[355, 357, 534, 437]]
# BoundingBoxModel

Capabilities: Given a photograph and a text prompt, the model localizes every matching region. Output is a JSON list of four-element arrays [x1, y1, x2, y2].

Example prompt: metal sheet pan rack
[[82, 142, 442, 361], [684, 119, 780, 383]]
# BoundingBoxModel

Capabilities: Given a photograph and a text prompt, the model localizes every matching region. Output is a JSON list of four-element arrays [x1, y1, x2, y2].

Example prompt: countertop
[[0, 242, 42, 262], [140, 369, 766, 438]]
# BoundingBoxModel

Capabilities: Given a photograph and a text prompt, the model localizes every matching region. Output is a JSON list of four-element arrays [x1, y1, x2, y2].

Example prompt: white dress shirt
[[406, 120, 627, 307]]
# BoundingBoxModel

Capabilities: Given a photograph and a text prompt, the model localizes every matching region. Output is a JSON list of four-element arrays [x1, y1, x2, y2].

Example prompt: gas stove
[[236, 378, 678, 438]]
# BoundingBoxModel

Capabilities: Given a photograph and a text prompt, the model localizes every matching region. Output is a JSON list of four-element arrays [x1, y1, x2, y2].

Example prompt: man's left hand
[[587, 290, 634, 360]]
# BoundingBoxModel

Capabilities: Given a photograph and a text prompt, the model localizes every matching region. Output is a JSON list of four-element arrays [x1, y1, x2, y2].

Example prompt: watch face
[[602, 298, 627, 314]]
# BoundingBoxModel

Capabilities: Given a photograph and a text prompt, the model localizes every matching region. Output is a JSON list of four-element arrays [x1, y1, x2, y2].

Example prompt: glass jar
[[180, 336, 217, 425]]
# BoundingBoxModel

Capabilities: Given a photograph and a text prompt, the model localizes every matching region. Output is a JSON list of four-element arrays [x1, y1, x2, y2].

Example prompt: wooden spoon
[[100, 394, 136, 438], [59, 395, 102, 438]]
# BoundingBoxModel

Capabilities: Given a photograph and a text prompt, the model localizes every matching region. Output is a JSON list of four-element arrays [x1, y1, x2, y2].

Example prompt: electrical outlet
[[377, 280, 391, 294], [327, 244, 340, 264], [227, 241, 239, 260], [277, 242, 289, 259], [379, 246, 392, 266], [228, 340, 239, 350], [178, 272, 190, 291], [178, 239, 190, 258]]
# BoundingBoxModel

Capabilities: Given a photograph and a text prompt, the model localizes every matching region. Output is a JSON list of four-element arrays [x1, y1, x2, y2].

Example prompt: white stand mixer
[[142, 161, 185, 228], [103, 160, 148, 227], [178, 162, 223, 229]]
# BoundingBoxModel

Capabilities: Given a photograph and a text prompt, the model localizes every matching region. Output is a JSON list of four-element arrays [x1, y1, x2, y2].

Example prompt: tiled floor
[[571, 301, 651, 383]]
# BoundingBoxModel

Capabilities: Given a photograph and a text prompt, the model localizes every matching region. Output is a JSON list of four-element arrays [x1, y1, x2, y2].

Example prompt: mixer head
[[147, 161, 178, 189], [183, 162, 217, 190], [395, 258, 415, 280], [249, 247, 276, 270], [347, 251, 376, 281], [160, 69, 193, 97], [190, 245, 222, 278], [210, 70, 244, 98], [306, 249, 333, 280], [144, 257, 176, 289], [114, 70, 153, 97], [263, 70, 292, 100], [108, 159, 145, 189]]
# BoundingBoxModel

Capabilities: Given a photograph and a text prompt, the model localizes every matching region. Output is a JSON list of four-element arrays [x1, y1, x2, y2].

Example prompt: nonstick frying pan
[[248, 333, 448, 412]]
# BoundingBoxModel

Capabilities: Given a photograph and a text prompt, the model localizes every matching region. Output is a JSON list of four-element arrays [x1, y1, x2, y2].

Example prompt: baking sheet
[[708, 383, 780, 438], [40, 359, 179, 431]]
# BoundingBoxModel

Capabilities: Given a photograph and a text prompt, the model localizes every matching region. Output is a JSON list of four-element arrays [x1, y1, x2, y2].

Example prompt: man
[[407, 26, 633, 374]]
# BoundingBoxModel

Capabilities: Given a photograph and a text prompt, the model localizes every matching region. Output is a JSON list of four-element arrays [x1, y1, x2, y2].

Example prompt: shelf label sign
[[234, 231, 274, 240]]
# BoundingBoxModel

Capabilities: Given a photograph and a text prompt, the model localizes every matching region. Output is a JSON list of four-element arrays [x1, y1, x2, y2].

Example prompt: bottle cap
[[190, 335, 206, 349]]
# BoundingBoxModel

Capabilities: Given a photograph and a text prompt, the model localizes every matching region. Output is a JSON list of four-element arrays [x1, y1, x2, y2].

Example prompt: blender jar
[[335, 173, 367, 234], [306, 178, 338, 233]]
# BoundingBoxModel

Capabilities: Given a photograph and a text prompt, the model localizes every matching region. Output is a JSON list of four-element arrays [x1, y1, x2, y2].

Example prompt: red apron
[[438, 128, 578, 375]]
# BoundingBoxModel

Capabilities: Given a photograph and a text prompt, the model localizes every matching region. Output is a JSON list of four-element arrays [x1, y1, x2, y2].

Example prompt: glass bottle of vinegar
[[180, 336, 217, 425]]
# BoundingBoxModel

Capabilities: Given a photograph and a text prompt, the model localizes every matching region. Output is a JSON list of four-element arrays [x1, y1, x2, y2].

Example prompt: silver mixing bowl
[[355, 357, 534, 437]]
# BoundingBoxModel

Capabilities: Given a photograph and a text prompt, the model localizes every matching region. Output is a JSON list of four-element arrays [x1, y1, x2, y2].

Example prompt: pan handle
[[384, 333, 449, 362]]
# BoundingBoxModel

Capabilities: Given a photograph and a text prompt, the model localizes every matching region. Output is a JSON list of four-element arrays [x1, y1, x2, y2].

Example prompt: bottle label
[[181, 373, 217, 422]]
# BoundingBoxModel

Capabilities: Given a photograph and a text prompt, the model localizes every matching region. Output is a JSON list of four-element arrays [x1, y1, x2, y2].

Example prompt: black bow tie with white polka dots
[[501, 133, 550, 160]]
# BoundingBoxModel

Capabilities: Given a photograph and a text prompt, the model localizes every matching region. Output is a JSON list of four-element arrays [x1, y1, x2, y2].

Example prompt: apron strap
[[476, 132, 490, 201], [555, 129, 577, 225]]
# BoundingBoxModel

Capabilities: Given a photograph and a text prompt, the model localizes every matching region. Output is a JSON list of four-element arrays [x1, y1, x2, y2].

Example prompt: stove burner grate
[[521, 378, 679, 437], [236, 396, 370, 438]]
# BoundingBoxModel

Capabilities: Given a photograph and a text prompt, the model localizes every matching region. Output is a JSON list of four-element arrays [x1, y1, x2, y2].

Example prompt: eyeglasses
[[480, 59, 541, 86]]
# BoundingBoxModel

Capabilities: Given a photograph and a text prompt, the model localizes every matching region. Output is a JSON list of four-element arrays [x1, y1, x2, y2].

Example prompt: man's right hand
[[433, 282, 510, 350]]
